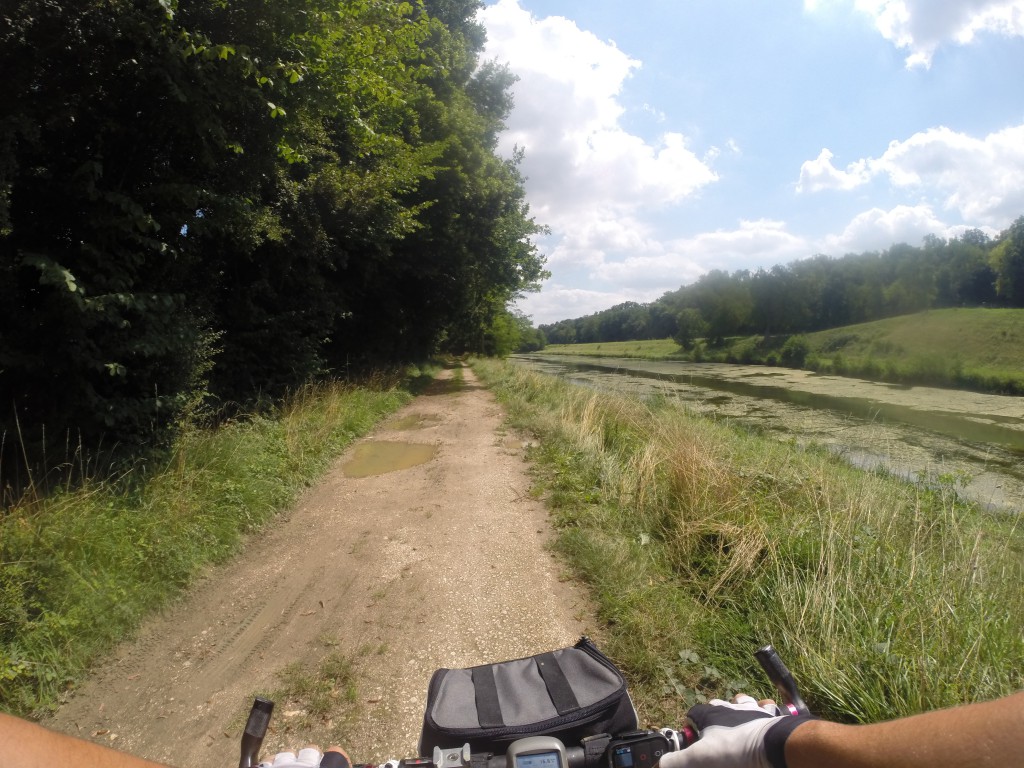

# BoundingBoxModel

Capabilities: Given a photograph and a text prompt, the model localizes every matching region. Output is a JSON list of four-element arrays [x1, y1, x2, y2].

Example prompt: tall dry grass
[[474, 358, 1023, 726]]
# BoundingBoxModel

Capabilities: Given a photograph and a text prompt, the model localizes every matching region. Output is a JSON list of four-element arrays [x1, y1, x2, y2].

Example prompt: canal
[[511, 354, 1024, 514]]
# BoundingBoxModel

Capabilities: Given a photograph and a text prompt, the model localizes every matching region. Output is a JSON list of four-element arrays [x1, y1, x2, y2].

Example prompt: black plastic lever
[[754, 645, 810, 716], [239, 697, 275, 768]]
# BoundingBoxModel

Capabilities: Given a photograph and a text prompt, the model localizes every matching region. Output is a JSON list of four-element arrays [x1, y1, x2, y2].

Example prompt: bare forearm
[[786, 691, 1024, 768], [1, 713, 172, 768]]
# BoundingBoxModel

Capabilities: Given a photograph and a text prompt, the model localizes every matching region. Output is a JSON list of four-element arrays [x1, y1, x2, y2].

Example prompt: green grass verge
[[803, 308, 1024, 392], [256, 635, 362, 745], [0, 370, 427, 716], [537, 308, 1024, 394], [541, 339, 686, 359], [472, 358, 1023, 727]]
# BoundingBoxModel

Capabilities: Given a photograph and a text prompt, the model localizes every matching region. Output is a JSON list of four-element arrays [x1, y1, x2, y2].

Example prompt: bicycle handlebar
[[240, 697, 274, 768], [376, 733, 670, 768], [242, 645, 808, 768]]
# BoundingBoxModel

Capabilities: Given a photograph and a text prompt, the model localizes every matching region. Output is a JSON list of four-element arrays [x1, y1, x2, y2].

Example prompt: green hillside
[[537, 307, 1024, 394], [808, 308, 1023, 374]]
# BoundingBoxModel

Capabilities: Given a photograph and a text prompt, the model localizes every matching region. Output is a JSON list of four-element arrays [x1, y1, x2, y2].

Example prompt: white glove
[[658, 696, 812, 768], [259, 748, 325, 768]]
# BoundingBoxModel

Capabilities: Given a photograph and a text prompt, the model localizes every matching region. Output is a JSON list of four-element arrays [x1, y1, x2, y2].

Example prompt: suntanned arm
[[1, 712, 173, 768], [785, 690, 1024, 768]]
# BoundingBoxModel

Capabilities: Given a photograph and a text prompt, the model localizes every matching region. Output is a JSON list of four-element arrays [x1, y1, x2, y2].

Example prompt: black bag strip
[[535, 652, 580, 715], [472, 665, 505, 727]]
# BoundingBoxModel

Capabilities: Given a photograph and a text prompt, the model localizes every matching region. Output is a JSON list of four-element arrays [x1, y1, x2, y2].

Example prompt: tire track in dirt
[[45, 366, 595, 767]]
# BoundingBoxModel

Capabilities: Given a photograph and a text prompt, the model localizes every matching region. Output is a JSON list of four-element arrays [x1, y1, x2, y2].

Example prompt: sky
[[475, 0, 1024, 325]]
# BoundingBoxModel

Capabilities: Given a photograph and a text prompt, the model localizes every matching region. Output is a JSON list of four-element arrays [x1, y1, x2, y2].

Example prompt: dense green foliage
[[541, 225, 1023, 345], [0, 372, 415, 715], [484, 307, 546, 355], [0, 0, 546, 477], [475, 358, 1024, 726]]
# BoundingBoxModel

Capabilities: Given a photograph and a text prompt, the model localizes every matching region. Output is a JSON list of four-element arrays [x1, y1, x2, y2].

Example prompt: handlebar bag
[[418, 636, 638, 755]]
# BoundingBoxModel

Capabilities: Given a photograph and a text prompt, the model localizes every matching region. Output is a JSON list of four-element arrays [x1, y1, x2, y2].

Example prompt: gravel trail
[[46, 366, 594, 767]]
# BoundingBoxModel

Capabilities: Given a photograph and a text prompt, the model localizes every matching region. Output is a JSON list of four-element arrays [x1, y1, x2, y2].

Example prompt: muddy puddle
[[513, 354, 1024, 514], [342, 441, 437, 478]]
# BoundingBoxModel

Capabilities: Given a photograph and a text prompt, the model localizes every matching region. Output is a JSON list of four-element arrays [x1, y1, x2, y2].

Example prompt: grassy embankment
[[473, 357, 1023, 728], [0, 368, 434, 716], [539, 308, 1024, 394]]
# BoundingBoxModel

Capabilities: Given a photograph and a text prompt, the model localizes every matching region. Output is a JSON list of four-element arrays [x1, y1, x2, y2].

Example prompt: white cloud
[[665, 220, 808, 272], [566, 130, 718, 216], [818, 0, 1024, 67], [872, 124, 1024, 222], [478, 0, 718, 231], [816, 203, 997, 254], [590, 220, 811, 288], [797, 123, 1024, 225], [558, 217, 811, 290], [542, 211, 656, 270], [515, 284, 661, 326], [478, 0, 727, 325], [797, 148, 871, 192]]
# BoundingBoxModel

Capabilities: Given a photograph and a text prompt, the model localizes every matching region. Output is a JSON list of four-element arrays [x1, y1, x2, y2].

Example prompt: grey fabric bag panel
[[418, 637, 638, 755]]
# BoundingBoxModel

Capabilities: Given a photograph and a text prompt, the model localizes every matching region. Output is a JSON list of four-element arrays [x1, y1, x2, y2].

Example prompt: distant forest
[[540, 220, 1024, 346], [0, 0, 547, 469]]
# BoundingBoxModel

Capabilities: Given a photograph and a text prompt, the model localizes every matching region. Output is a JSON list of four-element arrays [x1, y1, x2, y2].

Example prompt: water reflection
[[513, 355, 1024, 514]]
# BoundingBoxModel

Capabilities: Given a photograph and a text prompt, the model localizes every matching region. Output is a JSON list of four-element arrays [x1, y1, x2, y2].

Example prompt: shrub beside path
[[45, 365, 594, 767]]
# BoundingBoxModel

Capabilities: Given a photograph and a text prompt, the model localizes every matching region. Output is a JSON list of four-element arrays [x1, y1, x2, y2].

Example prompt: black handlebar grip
[[239, 697, 275, 768], [322, 753, 353, 768], [754, 645, 810, 716]]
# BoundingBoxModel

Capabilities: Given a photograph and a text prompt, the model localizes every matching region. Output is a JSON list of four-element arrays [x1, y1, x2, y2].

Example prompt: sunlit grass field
[[473, 357, 1023, 727], [541, 338, 685, 359], [536, 307, 1024, 393], [807, 308, 1024, 386]]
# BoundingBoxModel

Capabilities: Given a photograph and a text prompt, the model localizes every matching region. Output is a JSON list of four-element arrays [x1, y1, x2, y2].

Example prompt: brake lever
[[754, 645, 811, 716]]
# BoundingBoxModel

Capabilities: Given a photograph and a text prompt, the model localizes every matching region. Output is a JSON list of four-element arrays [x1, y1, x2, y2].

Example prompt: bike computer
[[506, 737, 569, 768]]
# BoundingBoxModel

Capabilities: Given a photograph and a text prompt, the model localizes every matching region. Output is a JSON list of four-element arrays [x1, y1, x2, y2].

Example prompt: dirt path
[[45, 366, 594, 767]]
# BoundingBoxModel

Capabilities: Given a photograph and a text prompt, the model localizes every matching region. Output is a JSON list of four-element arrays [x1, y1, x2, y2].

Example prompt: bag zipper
[[574, 636, 618, 670]]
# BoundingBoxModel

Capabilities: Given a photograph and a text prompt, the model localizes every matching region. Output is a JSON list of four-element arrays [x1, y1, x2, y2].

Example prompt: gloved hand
[[657, 695, 812, 768], [259, 747, 324, 768], [260, 748, 351, 768]]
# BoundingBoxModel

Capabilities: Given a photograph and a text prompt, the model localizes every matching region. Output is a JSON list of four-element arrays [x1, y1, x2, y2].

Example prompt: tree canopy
[[541, 224, 1021, 346], [0, 0, 547, 474]]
